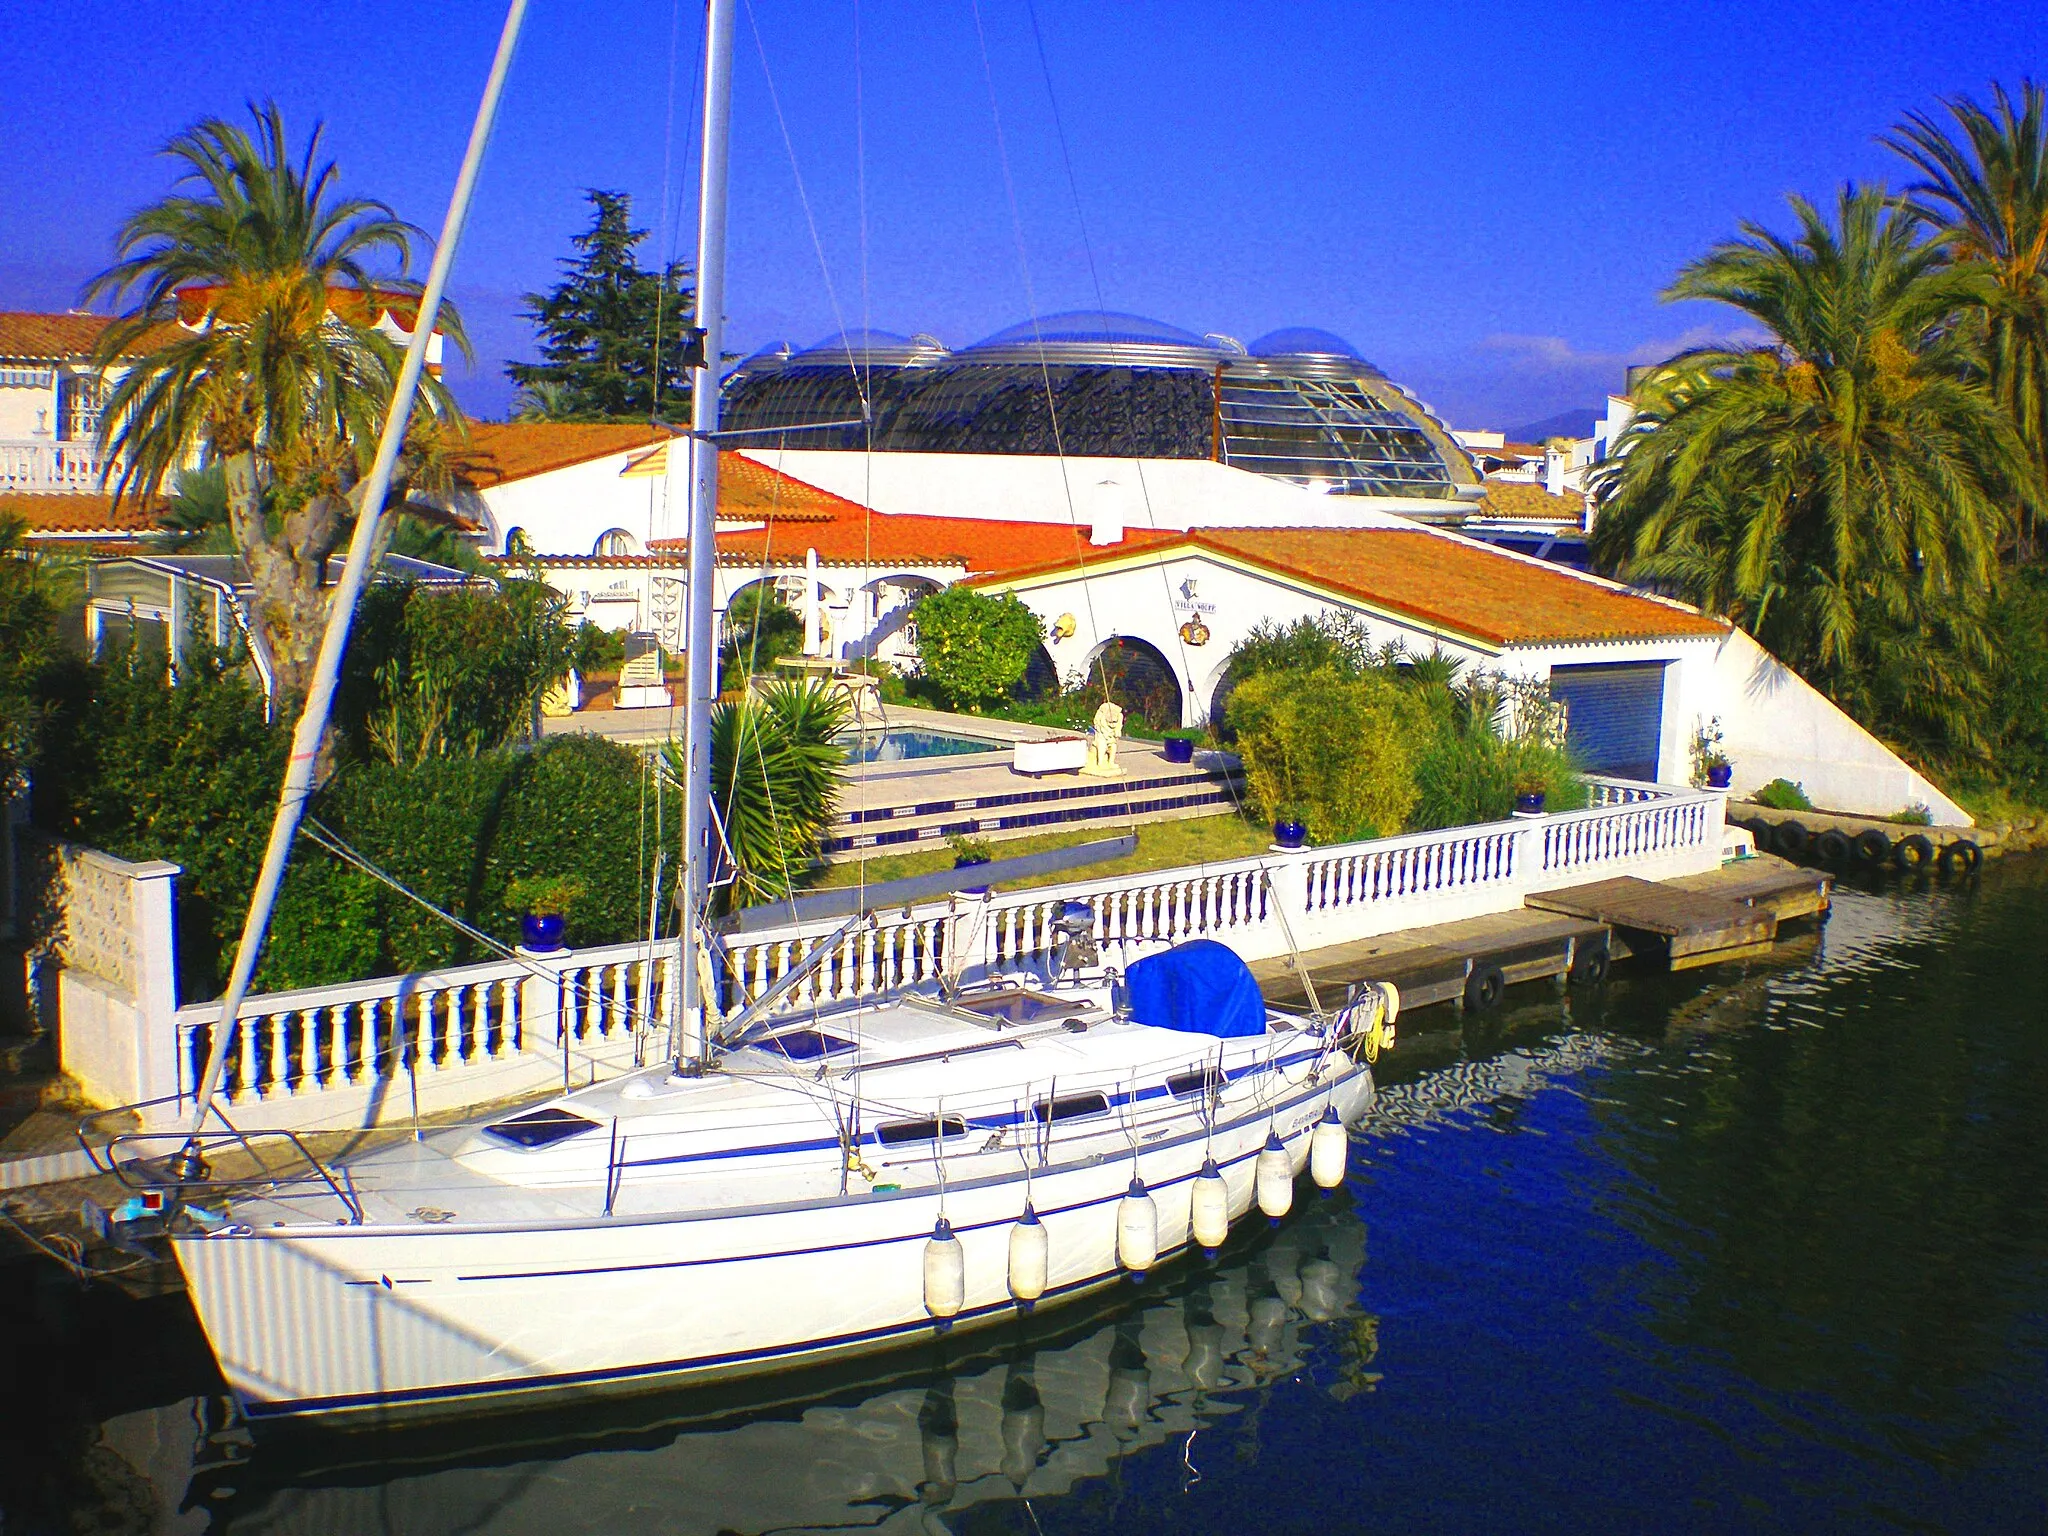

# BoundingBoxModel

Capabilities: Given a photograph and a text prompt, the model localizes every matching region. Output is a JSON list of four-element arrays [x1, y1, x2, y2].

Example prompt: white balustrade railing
[[169, 939, 678, 1128], [720, 777, 1725, 1015], [149, 777, 1723, 1129], [0, 438, 115, 494]]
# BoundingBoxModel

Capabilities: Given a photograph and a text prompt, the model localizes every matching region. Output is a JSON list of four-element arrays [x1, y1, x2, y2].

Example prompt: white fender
[[1007, 1203, 1048, 1305], [924, 1216, 965, 1322], [1256, 1130, 1294, 1222], [1117, 1176, 1159, 1273], [1310, 1105, 1348, 1191], [1190, 1158, 1230, 1253]]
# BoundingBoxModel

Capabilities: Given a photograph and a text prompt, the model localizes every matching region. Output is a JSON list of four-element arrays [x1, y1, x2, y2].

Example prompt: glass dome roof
[[792, 328, 950, 366], [717, 311, 1471, 500], [1249, 327, 1362, 360], [962, 311, 1227, 368], [970, 311, 1212, 349]]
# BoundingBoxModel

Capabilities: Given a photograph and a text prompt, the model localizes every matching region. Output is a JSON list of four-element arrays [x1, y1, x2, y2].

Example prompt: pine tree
[[507, 191, 697, 420]]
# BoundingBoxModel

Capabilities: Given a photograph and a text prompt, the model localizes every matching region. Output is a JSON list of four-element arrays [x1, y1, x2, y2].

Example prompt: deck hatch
[[485, 1107, 602, 1149], [757, 1029, 858, 1061]]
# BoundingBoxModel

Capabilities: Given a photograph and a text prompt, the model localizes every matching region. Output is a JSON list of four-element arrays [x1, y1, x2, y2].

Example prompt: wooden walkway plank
[[1526, 875, 1776, 961]]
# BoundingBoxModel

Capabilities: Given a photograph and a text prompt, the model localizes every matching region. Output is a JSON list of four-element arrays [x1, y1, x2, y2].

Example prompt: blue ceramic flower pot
[[1163, 737, 1195, 764], [1707, 763, 1733, 789], [1273, 819, 1307, 850], [521, 912, 567, 951], [1515, 790, 1546, 816], [953, 854, 992, 895]]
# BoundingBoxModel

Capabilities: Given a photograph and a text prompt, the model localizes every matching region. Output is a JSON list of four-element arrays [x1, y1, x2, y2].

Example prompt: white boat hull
[[172, 1070, 1369, 1422]]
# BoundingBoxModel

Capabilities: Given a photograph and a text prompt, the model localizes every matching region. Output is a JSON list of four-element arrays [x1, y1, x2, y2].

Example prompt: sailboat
[[118, 0, 1392, 1424]]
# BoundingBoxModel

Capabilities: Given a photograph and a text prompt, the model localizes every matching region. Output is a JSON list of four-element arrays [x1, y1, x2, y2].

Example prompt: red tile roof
[[449, 422, 673, 487], [0, 312, 182, 362], [649, 500, 1177, 574], [0, 492, 159, 535], [979, 525, 1724, 647], [1477, 482, 1585, 519]]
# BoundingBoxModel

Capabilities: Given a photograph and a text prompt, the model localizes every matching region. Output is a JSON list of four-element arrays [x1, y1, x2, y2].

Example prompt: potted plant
[[947, 832, 994, 893], [508, 874, 584, 953], [1271, 803, 1309, 850], [1690, 717, 1733, 789], [1161, 726, 1202, 765], [1514, 779, 1547, 816]]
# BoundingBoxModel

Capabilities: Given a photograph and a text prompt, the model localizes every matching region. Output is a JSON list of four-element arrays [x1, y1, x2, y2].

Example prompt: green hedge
[[34, 653, 675, 998]]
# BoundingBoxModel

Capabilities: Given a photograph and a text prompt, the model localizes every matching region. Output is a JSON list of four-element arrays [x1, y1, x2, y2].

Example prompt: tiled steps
[[826, 760, 1248, 854]]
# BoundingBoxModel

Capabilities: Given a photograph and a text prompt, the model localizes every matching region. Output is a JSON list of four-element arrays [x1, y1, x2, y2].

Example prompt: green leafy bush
[[1753, 777, 1814, 810], [1411, 730, 1589, 829], [720, 584, 805, 691], [337, 577, 574, 767], [911, 585, 1044, 709], [1226, 665, 1431, 842]]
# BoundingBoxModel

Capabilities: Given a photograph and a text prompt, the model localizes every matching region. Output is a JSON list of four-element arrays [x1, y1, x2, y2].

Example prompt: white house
[[443, 422, 1967, 823]]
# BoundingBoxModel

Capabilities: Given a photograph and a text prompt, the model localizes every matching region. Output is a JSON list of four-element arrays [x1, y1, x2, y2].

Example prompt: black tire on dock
[[1465, 963, 1506, 1012], [1815, 829, 1854, 866], [1773, 820, 1811, 858], [1938, 839, 1982, 875], [1894, 833, 1935, 872], [1853, 828, 1892, 866], [1568, 938, 1610, 986]]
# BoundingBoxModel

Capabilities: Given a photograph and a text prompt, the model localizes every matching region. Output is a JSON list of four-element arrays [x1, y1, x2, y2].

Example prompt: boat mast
[[674, 0, 738, 1069], [174, 0, 530, 1153]]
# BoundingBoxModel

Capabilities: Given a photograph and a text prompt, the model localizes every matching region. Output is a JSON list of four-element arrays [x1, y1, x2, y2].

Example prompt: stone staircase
[[827, 748, 1247, 854]]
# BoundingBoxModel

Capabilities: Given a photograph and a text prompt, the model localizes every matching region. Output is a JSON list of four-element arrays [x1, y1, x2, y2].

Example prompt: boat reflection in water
[[168, 1199, 1374, 1533]]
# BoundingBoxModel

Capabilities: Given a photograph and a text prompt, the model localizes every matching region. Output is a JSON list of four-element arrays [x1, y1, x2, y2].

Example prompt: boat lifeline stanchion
[[171, 0, 531, 1176]]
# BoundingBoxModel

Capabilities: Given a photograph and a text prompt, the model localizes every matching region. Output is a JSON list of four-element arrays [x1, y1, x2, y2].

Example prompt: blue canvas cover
[[1125, 939, 1269, 1038]]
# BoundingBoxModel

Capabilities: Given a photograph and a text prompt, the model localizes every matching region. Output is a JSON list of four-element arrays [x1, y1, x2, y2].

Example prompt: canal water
[[3, 858, 2044, 1534]]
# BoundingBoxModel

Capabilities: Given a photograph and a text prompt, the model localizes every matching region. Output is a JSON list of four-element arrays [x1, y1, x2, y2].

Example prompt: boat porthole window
[[874, 1115, 969, 1147], [1032, 1091, 1111, 1124], [1166, 1066, 1224, 1100]]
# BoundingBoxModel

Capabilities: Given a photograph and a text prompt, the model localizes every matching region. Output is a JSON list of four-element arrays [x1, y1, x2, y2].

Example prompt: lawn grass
[[812, 813, 1274, 894]]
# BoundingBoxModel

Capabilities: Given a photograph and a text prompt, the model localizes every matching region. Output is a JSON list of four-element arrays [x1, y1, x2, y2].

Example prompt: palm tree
[[85, 102, 468, 704], [1886, 81, 2048, 557], [511, 379, 583, 422], [663, 678, 849, 912], [1590, 185, 2038, 758]]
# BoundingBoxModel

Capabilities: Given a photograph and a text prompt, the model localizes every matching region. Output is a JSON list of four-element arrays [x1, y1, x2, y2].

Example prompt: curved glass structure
[[722, 315, 1476, 499]]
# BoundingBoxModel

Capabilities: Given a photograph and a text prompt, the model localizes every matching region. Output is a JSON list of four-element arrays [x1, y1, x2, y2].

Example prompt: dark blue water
[[4, 859, 2045, 1533]]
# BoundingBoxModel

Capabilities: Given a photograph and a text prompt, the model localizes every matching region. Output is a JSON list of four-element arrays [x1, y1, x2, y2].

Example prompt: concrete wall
[[21, 839, 182, 1108], [1685, 627, 1970, 824]]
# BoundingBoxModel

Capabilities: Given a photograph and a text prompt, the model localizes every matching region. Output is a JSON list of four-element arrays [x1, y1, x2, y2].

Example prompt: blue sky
[[0, 1, 2035, 432]]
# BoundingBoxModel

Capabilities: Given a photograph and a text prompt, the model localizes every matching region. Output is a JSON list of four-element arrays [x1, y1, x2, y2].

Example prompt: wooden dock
[[1254, 853, 1831, 1011]]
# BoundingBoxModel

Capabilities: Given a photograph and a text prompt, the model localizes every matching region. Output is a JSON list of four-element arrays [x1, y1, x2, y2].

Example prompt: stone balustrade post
[[516, 946, 572, 1058], [127, 859, 182, 1104]]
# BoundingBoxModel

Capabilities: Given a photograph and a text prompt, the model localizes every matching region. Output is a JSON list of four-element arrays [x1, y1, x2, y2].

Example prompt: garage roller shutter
[[1547, 662, 1666, 782]]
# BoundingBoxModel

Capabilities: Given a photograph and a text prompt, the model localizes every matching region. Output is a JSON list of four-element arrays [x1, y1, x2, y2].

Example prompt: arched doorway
[[1084, 636, 1183, 730], [1019, 642, 1060, 701]]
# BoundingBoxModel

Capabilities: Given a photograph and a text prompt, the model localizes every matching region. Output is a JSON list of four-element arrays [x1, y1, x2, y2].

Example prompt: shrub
[[720, 584, 804, 691], [1227, 665, 1430, 842], [911, 585, 1044, 709], [1412, 730, 1589, 829], [1753, 777, 1813, 810], [338, 577, 575, 766]]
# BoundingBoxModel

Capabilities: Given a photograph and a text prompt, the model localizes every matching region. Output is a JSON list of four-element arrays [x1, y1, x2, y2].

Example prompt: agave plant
[[664, 678, 849, 912]]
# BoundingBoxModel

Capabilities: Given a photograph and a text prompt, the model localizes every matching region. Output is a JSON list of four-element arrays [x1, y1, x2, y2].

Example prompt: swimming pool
[[836, 728, 1005, 764]]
